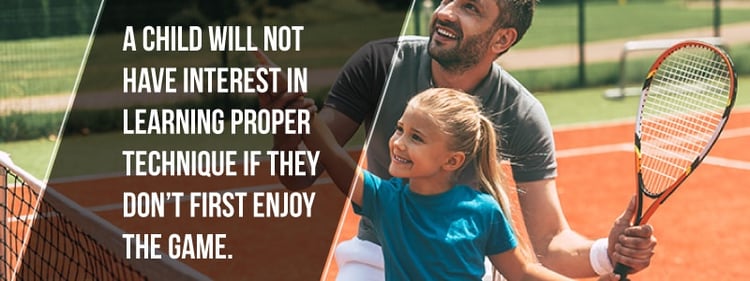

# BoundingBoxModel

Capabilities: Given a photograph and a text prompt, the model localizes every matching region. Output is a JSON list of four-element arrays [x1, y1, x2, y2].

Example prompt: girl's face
[[388, 105, 461, 181]]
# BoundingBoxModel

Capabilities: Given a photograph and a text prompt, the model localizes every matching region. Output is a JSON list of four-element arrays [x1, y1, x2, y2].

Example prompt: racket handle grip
[[613, 263, 631, 281]]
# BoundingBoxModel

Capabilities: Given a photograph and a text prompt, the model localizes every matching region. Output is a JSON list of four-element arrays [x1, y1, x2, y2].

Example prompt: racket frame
[[615, 40, 737, 280], [633, 40, 736, 225]]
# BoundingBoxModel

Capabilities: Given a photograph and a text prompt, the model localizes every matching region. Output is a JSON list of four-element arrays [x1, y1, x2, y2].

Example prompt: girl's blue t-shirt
[[353, 170, 518, 280]]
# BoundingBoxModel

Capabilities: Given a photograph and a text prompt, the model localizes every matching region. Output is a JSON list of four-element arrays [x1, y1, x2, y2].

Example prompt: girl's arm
[[489, 249, 621, 281], [489, 248, 573, 281], [302, 113, 364, 205]]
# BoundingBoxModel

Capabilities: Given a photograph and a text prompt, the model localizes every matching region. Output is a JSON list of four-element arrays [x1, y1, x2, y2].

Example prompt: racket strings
[[638, 45, 731, 196]]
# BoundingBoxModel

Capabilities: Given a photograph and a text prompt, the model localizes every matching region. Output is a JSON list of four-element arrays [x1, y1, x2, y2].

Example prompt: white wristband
[[590, 238, 613, 276]]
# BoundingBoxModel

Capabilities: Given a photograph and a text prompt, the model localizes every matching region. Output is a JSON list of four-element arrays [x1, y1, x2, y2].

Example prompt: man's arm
[[516, 178, 592, 277], [488, 248, 574, 281], [517, 178, 655, 278], [487, 247, 623, 281]]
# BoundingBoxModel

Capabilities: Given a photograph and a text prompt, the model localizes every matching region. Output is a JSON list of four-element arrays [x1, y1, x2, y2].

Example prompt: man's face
[[428, 0, 502, 71]]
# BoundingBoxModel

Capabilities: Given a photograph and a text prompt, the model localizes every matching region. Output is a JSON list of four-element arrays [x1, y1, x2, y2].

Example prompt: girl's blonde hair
[[408, 88, 537, 276], [407, 88, 511, 223]]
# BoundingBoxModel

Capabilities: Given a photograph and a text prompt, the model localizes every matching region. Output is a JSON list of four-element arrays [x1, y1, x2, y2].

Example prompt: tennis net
[[1, 151, 209, 281]]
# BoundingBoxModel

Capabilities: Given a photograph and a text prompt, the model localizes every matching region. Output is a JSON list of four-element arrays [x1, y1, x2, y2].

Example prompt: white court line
[[554, 127, 750, 171], [555, 143, 632, 158], [717, 126, 750, 139], [552, 105, 750, 132], [702, 157, 750, 170]]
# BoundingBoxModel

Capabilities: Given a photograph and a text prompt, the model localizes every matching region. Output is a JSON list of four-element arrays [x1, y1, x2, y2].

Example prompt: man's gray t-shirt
[[325, 36, 557, 244]]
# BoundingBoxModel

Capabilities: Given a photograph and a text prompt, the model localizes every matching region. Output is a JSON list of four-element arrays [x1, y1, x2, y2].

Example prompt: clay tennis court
[[5, 108, 750, 280], [551, 108, 750, 281], [324, 108, 750, 281]]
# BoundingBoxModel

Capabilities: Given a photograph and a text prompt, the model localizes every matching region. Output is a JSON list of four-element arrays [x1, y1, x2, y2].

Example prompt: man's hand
[[597, 272, 625, 281], [253, 50, 317, 150], [607, 196, 657, 274], [254, 49, 288, 97]]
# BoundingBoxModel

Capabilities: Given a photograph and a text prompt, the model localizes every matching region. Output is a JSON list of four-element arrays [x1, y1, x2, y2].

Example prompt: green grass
[[407, 1, 750, 48], [515, 1, 750, 49], [0, 36, 89, 98], [0, 137, 57, 179]]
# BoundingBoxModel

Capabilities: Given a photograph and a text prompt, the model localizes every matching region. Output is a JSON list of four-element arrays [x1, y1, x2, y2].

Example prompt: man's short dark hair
[[495, 0, 536, 46]]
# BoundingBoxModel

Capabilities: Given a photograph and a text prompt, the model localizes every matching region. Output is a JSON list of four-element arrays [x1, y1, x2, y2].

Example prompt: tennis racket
[[613, 40, 737, 281]]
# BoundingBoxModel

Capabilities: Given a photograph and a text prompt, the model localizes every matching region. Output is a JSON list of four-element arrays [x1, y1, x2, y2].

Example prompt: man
[[264, 0, 656, 280]]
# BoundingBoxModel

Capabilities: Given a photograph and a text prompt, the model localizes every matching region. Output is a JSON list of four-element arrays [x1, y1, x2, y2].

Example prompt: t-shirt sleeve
[[503, 99, 558, 183], [485, 205, 518, 255], [352, 170, 382, 220], [324, 38, 397, 124]]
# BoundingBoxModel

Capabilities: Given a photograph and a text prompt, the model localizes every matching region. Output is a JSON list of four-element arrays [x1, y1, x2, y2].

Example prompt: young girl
[[305, 88, 616, 280]]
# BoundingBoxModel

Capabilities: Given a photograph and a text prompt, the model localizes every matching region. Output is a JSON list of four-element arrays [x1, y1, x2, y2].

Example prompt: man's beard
[[428, 26, 495, 73]]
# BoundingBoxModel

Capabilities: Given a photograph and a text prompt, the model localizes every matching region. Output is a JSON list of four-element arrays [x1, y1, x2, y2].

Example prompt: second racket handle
[[613, 263, 631, 281]]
